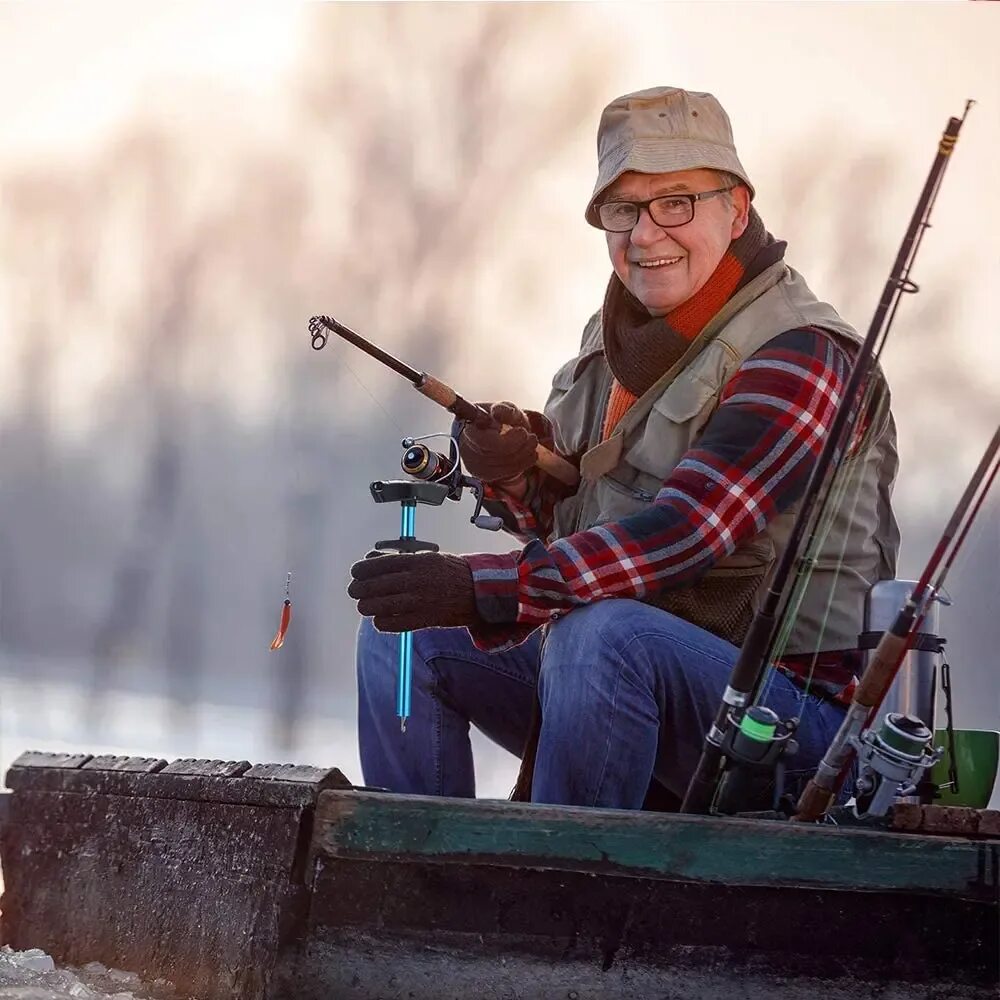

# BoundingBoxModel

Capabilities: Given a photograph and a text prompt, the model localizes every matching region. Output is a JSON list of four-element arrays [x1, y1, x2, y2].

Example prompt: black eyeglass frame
[[594, 185, 736, 233]]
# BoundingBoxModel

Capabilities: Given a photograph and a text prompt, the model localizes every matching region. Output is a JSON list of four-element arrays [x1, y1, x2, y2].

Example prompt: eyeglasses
[[595, 186, 735, 233]]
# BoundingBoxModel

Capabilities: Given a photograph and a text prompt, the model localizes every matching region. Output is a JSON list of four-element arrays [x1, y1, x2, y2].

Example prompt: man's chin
[[631, 277, 690, 316], [636, 292, 685, 317]]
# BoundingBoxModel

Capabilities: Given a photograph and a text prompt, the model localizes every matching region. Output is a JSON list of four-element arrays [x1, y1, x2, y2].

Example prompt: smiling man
[[348, 87, 899, 810]]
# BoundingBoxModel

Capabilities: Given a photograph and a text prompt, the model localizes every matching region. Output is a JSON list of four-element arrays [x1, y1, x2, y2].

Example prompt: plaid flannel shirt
[[464, 327, 861, 701]]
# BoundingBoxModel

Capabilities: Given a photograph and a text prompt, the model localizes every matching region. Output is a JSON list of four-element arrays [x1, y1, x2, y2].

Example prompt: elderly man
[[349, 87, 899, 809]]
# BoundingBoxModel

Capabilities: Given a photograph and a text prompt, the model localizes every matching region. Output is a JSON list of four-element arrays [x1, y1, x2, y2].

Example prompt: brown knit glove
[[460, 402, 552, 485], [348, 552, 479, 633]]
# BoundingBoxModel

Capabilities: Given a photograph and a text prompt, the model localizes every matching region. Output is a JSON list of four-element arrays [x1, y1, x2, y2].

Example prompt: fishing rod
[[795, 425, 999, 820], [680, 100, 975, 816], [307, 314, 580, 487]]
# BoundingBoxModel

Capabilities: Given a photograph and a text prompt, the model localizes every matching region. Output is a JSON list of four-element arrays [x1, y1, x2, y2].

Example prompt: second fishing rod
[[680, 101, 975, 816]]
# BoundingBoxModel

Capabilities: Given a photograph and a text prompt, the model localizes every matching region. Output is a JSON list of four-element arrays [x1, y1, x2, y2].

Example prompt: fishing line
[[757, 382, 890, 714], [337, 351, 409, 438], [266, 330, 408, 654]]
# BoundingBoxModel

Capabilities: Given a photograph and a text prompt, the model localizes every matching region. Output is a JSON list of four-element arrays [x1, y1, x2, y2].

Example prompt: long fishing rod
[[307, 314, 580, 487], [680, 101, 975, 816], [795, 424, 999, 821]]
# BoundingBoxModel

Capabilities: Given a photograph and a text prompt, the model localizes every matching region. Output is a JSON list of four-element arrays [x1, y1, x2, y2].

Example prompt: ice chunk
[[8, 949, 56, 973]]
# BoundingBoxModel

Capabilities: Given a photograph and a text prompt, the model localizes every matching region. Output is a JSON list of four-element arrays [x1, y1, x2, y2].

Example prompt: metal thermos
[[861, 579, 946, 732]]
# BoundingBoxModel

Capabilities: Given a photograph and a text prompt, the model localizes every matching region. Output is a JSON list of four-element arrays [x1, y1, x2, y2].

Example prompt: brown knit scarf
[[601, 209, 786, 438]]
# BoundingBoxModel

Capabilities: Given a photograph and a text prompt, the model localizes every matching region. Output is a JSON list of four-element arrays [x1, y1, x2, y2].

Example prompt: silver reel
[[849, 712, 943, 819]]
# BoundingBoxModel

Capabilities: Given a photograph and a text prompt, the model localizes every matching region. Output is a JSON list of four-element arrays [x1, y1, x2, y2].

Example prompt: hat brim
[[585, 138, 755, 227]]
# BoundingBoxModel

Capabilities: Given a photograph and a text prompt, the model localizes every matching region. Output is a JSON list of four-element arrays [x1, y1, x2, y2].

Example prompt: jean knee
[[540, 602, 632, 691], [541, 600, 718, 700]]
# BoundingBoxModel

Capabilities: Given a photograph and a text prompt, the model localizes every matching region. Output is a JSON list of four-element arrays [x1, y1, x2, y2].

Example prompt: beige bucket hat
[[585, 86, 755, 227]]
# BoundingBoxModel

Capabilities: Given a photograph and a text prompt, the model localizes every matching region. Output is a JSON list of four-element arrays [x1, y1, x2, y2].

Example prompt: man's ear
[[730, 185, 751, 239]]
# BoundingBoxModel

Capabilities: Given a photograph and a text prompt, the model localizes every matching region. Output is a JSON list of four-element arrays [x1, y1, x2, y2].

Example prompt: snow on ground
[[0, 947, 186, 1000]]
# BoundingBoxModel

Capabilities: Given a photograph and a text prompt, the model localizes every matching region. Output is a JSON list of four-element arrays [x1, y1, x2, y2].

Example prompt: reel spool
[[851, 712, 943, 819], [401, 442, 452, 482]]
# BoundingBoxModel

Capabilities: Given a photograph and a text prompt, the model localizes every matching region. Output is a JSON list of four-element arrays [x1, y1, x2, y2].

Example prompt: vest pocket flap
[[580, 434, 624, 481], [651, 375, 718, 423], [622, 375, 718, 481]]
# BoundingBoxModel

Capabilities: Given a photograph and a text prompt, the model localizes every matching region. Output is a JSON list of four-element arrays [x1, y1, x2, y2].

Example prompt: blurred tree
[[265, 3, 613, 750], [0, 3, 616, 756], [773, 132, 999, 730], [773, 129, 998, 483]]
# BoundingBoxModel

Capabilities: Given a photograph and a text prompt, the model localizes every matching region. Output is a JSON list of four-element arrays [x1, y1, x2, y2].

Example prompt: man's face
[[603, 168, 750, 316]]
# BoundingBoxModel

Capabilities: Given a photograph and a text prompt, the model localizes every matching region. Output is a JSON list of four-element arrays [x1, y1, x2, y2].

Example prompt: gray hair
[[714, 170, 746, 205]]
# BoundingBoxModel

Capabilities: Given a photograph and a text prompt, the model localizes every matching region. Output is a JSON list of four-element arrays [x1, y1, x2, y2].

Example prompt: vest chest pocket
[[590, 473, 658, 527], [623, 374, 720, 481]]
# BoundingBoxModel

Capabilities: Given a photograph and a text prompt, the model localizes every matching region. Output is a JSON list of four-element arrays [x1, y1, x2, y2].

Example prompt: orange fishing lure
[[269, 573, 292, 650]]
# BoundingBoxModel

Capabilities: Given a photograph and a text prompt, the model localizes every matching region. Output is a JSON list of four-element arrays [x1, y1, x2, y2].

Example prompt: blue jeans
[[356, 599, 846, 808]]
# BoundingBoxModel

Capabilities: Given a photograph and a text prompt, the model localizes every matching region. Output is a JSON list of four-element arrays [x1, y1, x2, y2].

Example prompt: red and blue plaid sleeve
[[465, 328, 851, 651], [480, 470, 562, 544]]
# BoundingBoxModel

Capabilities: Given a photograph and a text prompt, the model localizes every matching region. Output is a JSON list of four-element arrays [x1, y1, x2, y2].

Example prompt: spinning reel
[[850, 713, 943, 819], [369, 431, 502, 533]]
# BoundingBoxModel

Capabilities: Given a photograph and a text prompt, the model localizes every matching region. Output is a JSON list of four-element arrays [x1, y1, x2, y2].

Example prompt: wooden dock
[[1, 752, 996, 999]]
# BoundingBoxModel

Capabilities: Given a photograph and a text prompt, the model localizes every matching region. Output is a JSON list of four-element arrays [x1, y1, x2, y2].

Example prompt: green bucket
[[931, 729, 999, 809]]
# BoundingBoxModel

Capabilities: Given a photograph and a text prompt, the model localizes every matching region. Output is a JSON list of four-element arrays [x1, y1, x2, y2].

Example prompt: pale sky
[[0, 3, 302, 162]]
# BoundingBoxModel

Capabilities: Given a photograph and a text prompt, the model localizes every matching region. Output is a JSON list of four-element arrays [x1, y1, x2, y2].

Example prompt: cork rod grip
[[416, 374, 458, 408], [854, 631, 910, 708], [793, 781, 835, 822], [533, 444, 580, 487], [417, 375, 580, 487]]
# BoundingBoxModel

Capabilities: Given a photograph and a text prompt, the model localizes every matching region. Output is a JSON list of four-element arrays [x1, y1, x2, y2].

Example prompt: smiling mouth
[[635, 256, 683, 269]]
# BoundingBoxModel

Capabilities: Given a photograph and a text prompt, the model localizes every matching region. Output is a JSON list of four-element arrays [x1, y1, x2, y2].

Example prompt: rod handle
[[854, 629, 910, 708], [793, 779, 836, 822], [417, 375, 580, 487], [532, 443, 580, 487], [416, 373, 461, 408]]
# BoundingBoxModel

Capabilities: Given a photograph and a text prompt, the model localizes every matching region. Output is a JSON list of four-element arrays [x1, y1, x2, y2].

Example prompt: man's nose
[[630, 206, 667, 247]]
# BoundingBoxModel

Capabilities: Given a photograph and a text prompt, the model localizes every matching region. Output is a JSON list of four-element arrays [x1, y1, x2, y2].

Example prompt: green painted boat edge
[[315, 790, 999, 901]]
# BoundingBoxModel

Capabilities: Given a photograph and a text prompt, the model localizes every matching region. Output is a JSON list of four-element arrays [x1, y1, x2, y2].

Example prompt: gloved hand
[[460, 402, 551, 485], [348, 552, 479, 633]]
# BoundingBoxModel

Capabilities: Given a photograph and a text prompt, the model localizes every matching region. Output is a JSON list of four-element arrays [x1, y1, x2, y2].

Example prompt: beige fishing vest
[[544, 262, 900, 655]]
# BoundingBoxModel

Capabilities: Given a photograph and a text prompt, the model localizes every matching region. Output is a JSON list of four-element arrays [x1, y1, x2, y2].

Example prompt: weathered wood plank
[[244, 763, 339, 783], [161, 757, 252, 777], [9, 750, 92, 769], [315, 791, 1000, 900], [82, 755, 166, 773], [275, 929, 1000, 1000], [1, 757, 352, 1000], [5, 762, 352, 807], [1, 788, 309, 999]]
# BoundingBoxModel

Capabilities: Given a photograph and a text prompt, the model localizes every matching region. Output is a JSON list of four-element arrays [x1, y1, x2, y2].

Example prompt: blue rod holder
[[397, 500, 416, 729]]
